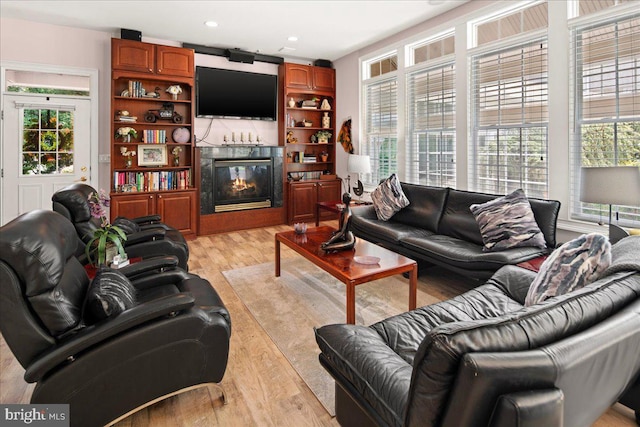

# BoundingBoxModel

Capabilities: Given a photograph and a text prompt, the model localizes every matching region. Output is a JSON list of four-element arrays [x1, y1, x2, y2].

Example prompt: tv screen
[[196, 66, 277, 121]]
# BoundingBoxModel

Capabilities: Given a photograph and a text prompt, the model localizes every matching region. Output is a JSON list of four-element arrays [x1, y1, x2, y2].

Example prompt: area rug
[[222, 258, 475, 416]]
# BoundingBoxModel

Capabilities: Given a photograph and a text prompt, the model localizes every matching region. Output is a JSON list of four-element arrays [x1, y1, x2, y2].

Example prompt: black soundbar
[[182, 43, 284, 65]]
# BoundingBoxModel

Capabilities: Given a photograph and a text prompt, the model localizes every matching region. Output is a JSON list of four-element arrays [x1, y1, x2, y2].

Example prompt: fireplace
[[213, 158, 272, 212], [199, 146, 284, 215]]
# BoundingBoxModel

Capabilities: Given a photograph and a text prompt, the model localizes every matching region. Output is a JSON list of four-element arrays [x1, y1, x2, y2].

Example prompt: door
[[289, 181, 317, 223], [1, 94, 91, 225]]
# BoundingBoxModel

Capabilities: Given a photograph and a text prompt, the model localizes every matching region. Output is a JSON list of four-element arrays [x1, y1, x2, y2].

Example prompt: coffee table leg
[[346, 281, 355, 324], [409, 264, 417, 311], [275, 236, 281, 277]]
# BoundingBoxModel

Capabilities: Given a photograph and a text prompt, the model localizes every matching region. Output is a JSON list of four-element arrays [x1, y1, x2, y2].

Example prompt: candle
[[248, 132, 252, 142], [232, 132, 235, 141]]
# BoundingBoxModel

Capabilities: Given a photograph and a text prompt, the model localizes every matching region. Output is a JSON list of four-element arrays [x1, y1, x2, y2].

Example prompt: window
[[409, 33, 455, 65], [570, 12, 640, 225], [362, 52, 399, 185], [406, 63, 456, 187], [362, 77, 398, 185], [21, 107, 75, 175], [470, 39, 548, 197], [475, 2, 548, 47], [576, 0, 631, 17]]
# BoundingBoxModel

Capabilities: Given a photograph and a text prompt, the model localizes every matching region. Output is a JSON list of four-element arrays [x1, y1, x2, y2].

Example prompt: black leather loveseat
[[350, 184, 560, 279], [315, 236, 640, 427]]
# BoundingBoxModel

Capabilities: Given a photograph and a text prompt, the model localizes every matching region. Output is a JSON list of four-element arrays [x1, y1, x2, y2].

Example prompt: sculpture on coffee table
[[321, 192, 356, 252]]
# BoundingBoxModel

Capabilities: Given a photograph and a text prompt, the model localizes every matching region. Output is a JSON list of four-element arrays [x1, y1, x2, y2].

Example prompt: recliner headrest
[[0, 210, 77, 295], [51, 183, 97, 223]]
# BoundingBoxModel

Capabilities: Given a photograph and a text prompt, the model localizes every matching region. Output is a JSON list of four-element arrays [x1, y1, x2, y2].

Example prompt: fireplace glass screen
[[214, 159, 272, 212]]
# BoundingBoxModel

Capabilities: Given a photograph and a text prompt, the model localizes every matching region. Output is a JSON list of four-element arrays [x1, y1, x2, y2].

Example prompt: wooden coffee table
[[275, 226, 417, 324]]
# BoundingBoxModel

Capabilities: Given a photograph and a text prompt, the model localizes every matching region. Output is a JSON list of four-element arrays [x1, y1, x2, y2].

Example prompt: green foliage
[[85, 225, 127, 267]]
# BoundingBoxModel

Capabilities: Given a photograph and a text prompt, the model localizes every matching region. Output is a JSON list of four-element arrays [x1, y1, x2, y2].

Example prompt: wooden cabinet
[[111, 191, 197, 236], [288, 179, 341, 224], [279, 63, 338, 223], [112, 38, 194, 77], [110, 38, 197, 238], [282, 63, 335, 93]]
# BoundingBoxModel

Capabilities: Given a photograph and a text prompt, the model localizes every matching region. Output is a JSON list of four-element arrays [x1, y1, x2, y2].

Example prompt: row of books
[[128, 81, 144, 98], [115, 114, 137, 123], [113, 170, 191, 192], [142, 130, 167, 144]]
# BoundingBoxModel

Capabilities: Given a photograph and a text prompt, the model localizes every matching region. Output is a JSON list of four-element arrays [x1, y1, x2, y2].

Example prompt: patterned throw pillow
[[83, 266, 137, 324], [524, 233, 611, 306], [470, 188, 547, 252], [371, 174, 410, 221]]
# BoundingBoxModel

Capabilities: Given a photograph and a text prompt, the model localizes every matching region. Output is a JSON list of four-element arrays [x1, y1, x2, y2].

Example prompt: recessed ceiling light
[[205, 21, 218, 27], [287, 36, 298, 42]]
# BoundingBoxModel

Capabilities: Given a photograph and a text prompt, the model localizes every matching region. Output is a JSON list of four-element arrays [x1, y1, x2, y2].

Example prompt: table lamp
[[347, 154, 371, 201], [580, 166, 640, 244]]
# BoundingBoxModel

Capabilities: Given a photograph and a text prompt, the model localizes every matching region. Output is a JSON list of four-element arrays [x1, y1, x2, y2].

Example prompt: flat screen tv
[[196, 66, 277, 121]]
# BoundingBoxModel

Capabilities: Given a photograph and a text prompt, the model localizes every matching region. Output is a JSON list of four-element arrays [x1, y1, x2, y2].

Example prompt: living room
[[1, 1, 639, 426]]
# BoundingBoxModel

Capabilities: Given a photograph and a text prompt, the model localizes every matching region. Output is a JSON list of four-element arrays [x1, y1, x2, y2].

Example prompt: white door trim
[[0, 61, 99, 224]]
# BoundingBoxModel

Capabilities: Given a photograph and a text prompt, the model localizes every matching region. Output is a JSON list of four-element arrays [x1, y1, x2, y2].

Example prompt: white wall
[[332, 0, 602, 240]]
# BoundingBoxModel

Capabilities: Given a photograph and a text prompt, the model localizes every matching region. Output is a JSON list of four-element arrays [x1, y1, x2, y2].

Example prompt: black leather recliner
[[0, 210, 231, 427], [52, 183, 189, 269]]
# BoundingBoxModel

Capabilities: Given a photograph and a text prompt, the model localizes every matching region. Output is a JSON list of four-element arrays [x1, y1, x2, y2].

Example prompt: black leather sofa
[[350, 184, 561, 279], [315, 236, 640, 427]]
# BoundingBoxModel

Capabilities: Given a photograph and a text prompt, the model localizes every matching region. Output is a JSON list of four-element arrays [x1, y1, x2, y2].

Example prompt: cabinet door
[[317, 180, 342, 221], [112, 39, 155, 74], [111, 193, 155, 219], [313, 67, 335, 92], [289, 182, 317, 223], [156, 191, 197, 236], [285, 64, 312, 90], [156, 45, 194, 77]]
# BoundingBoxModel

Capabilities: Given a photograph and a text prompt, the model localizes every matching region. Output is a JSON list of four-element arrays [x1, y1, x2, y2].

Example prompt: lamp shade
[[348, 154, 371, 174], [580, 166, 640, 206]]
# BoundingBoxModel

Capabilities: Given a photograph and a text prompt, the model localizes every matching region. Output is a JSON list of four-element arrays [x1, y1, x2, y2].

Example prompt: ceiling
[[0, 1, 468, 61]]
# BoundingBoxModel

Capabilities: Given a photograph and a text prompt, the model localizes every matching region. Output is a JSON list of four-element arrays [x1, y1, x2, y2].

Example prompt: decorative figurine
[[321, 193, 356, 252], [320, 99, 331, 110], [322, 112, 331, 129], [166, 85, 182, 100]]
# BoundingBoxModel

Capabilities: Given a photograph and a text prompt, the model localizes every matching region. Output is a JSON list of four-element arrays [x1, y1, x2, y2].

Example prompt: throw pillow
[[83, 266, 137, 324], [112, 217, 140, 234], [524, 233, 611, 306], [470, 188, 547, 252], [371, 174, 410, 221]]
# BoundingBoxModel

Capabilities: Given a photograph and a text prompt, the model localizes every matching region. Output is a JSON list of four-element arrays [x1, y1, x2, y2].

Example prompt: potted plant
[[120, 146, 136, 168], [115, 127, 137, 143], [315, 130, 332, 144], [320, 150, 329, 162], [85, 190, 127, 267], [171, 146, 182, 166]]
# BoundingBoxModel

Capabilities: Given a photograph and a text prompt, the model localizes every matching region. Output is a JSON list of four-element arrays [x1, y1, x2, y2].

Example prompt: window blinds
[[406, 63, 456, 187], [570, 12, 640, 225], [470, 39, 549, 197], [363, 77, 398, 185]]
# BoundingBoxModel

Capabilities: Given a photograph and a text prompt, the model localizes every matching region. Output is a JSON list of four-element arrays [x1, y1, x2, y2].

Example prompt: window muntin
[[470, 39, 549, 197], [571, 13, 640, 226], [406, 64, 456, 187]]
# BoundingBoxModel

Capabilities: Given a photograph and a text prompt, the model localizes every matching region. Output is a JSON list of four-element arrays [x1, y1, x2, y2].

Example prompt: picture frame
[[138, 144, 167, 166]]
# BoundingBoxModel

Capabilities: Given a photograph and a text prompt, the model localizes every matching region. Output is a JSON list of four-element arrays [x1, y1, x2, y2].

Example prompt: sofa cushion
[[83, 266, 136, 324], [390, 183, 448, 232], [400, 234, 548, 271], [470, 189, 547, 252], [437, 189, 493, 245], [350, 206, 435, 245], [525, 233, 611, 306], [371, 174, 410, 221]]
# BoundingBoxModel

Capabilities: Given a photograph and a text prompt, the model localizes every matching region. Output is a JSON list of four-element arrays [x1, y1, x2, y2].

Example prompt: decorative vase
[[123, 134, 131, 143], [322, 112, 330, 129], [125, 158, 132, 168], [288, 97, 296, 108], [318, 136, 328, 144], [321, 154, 329, 162], [172, 93, 178, 101]]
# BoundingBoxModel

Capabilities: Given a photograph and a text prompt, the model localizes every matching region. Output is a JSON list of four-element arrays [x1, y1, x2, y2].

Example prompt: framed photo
[[138, 145, 167, 166]]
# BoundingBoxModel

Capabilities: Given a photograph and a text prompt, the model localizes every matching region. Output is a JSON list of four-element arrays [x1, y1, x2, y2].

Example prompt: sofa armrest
[[489, 265, 538, 305], [24, 293, 195, 382], [123, 229, 166, 245], [352, 205, 378, 220], [489, 389, 564, 427]]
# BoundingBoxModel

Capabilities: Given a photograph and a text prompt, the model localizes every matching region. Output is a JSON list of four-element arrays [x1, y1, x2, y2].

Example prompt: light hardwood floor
[[0, 222, 636, 426]]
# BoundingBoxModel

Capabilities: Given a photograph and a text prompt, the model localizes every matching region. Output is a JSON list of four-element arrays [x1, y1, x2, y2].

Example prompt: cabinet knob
[[149, 68, 153, 72], [158, 69, 161, 73], [158, 195, 162, 198], [149, 195, 153, 199]]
